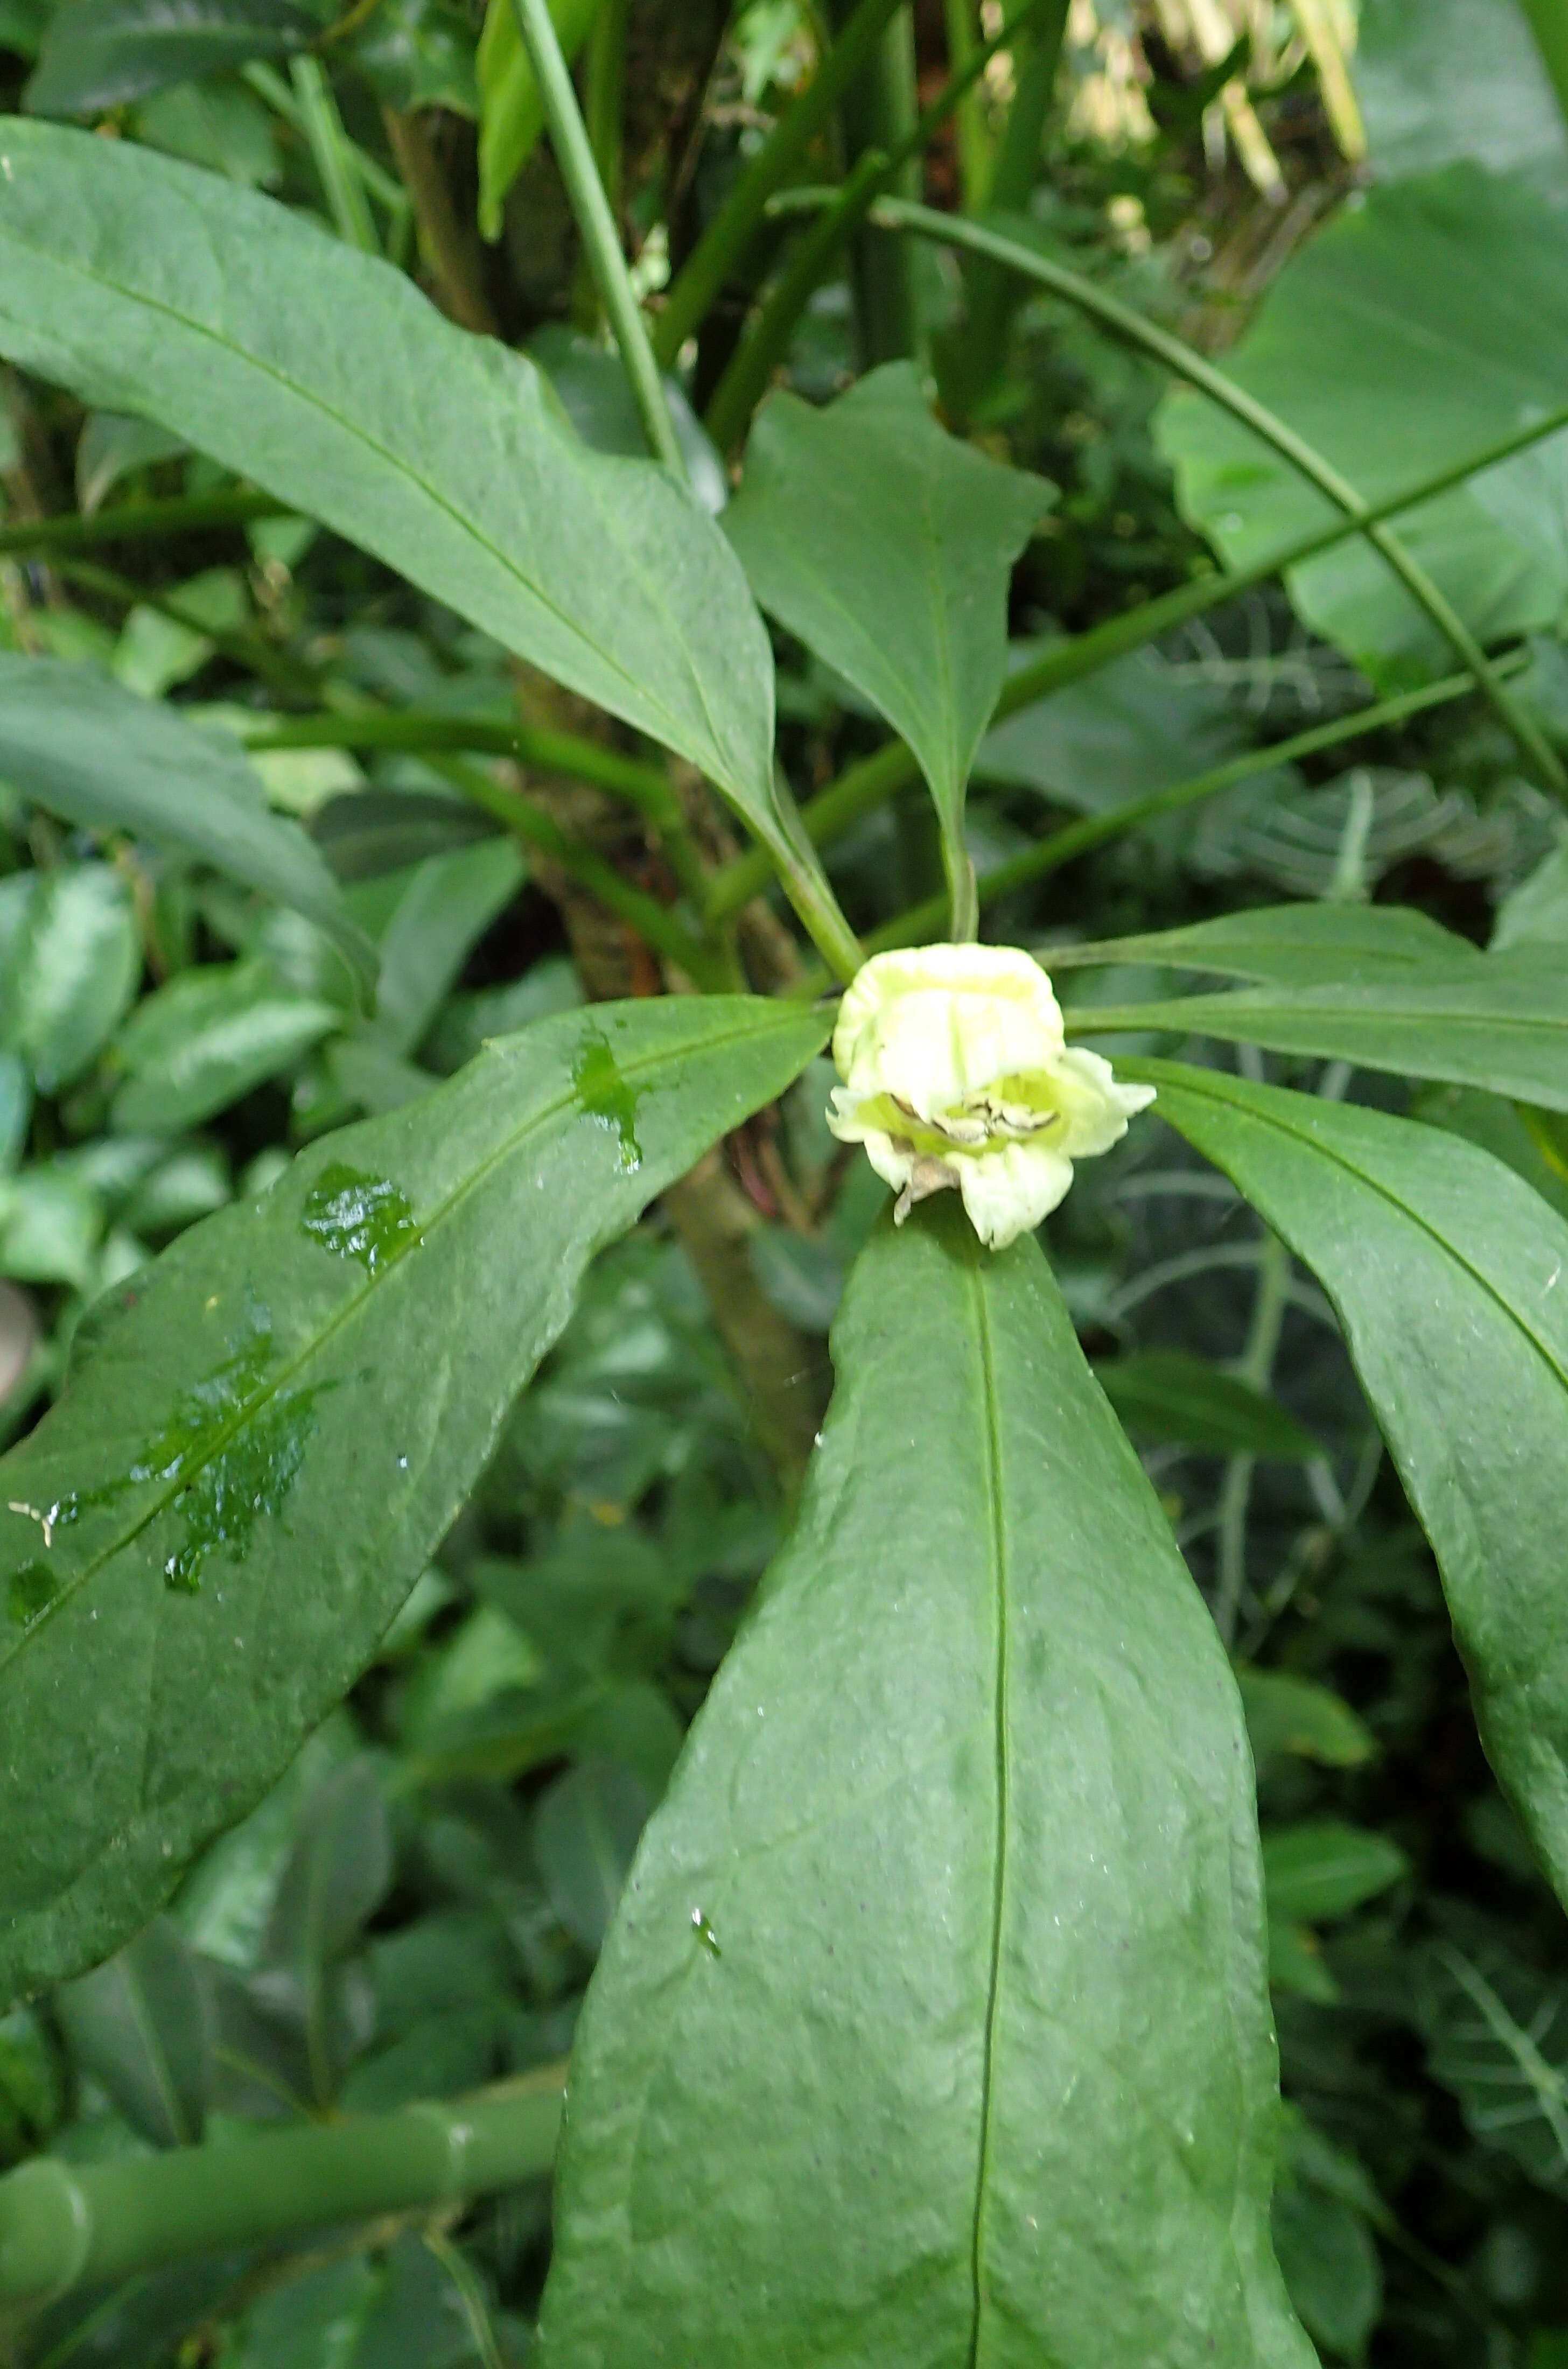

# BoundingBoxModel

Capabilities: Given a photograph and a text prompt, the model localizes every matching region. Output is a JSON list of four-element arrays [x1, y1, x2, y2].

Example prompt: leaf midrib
[[1, 1007, 801, 1666], [1152, 1067, 1568, 1396], [965, 1255, 1010, 2367], [0, 178, 742, 790]]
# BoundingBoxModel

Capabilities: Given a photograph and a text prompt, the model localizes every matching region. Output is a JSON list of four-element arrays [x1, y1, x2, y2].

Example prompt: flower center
[[880, 1086, 1065, 1158]]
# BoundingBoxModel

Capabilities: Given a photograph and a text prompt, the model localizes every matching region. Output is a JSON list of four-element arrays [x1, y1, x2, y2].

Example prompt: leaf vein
[[0, 1009, 799, 1661]]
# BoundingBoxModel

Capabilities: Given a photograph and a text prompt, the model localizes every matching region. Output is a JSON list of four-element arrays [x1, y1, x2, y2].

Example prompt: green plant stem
[[955, 2, 1068, 403], [242, 710, 677, 822], [832, 656, 1525, 971], [290, 56, 381, 253], [0, 2073, 564, 2310], [707, 0, 1046, 450], [941, 0, 993, 202], [825, 0, 922, 366], [705, 396, 1568, 920], [852, 194, 1568, 797], [508, 0, 684, 476], [705, 150, 889, 451], [906, 1, 1048, 176], [54, 557, 321, 703], [774, 836, 866, 982], [653, 0, 908, 367], [1215, 1227, 1291, 1647], [0, 492, 291, 559], [244, 62, 410, 222], [245, 710, 711, 909], [1516, 0, 1568, 131], [428, 754, 723, 984]]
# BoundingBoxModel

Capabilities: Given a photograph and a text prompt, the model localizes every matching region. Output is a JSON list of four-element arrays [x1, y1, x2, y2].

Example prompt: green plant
[[1, 0, 1568, 2360]]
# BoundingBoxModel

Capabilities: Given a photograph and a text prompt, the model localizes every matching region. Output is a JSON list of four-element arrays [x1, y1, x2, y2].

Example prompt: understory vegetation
[[4, 1, 1568, 2362]]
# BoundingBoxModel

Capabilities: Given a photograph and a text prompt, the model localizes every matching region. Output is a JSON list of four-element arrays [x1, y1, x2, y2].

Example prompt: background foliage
[[3, 0, 1568, 2361]]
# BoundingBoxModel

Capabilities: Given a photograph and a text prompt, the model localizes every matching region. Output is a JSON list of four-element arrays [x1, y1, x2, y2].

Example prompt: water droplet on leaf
[[300, 1164, 422, 1276], [572, 1033, 644, 1174]]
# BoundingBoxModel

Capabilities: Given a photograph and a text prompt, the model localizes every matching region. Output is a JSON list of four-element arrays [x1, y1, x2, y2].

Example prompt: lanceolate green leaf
[[1261, 1821, 1408, 1924], [1069, 947, 1568, 1111], [0, 654, 374, 983], [110, 962, 341, 1135], [0, 124, 778, 837], [540, 1202, 1312, 2369], [0, 864, 139, 1093], [1094, 1348, 1320, 1460], [24, 0, 315, 116], [1135, 1057, 1568, 1907], [0, 996, 827, 2004], [724, 364, 1051, 931], [1157, 165, 1568, 686], [53, 1916, 211, 2148], [1045, 900, 1477, 986]]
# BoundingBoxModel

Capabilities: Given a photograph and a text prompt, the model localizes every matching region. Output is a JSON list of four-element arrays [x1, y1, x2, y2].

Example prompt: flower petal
[[957, 1143, 1075, 1250], [1052, 1046, 1158, 1160], [856, 1127, 921, 1200], [833, 943, 1064, 1115]]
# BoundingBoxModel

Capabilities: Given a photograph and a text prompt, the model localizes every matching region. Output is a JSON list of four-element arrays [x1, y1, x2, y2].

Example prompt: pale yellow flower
[[826, 944, 1155, 1251]]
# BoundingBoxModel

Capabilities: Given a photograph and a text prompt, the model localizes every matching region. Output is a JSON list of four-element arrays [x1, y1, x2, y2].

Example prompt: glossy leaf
[[0, 994, 828, 2002], [1158, 164, 1568, 685], [111, 962, 341, 1135], [0, 1164, 102, 1291], [25, 0, 314, 115], [1262, 1822, 1408, 1924], [1070, 945, 1568, 1111], [1094, 1349, 1320, 1460], [1272, 2127, 1383, 2359], [253, 1757, 390, 2106], [724, 364, 1051, 917], [1238, 1671, 1376, 1774], [0, 653, 373, 980], [54, 1914, 211, 2147], [1134, 1057, 1568, 1907], [0, 124, 782, 847], [1046, 900, 1477, 986], [0, 864, 139, 1092], [348, 0, 477, 118], [533, 1758, 653, 1954], [311, 790, 499, 886], [1416, 1081, 1568, 1225], [541, 1201, 1312, 2368], [239, 2237, 486, 2368], [370, 840, 526, 1060]]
